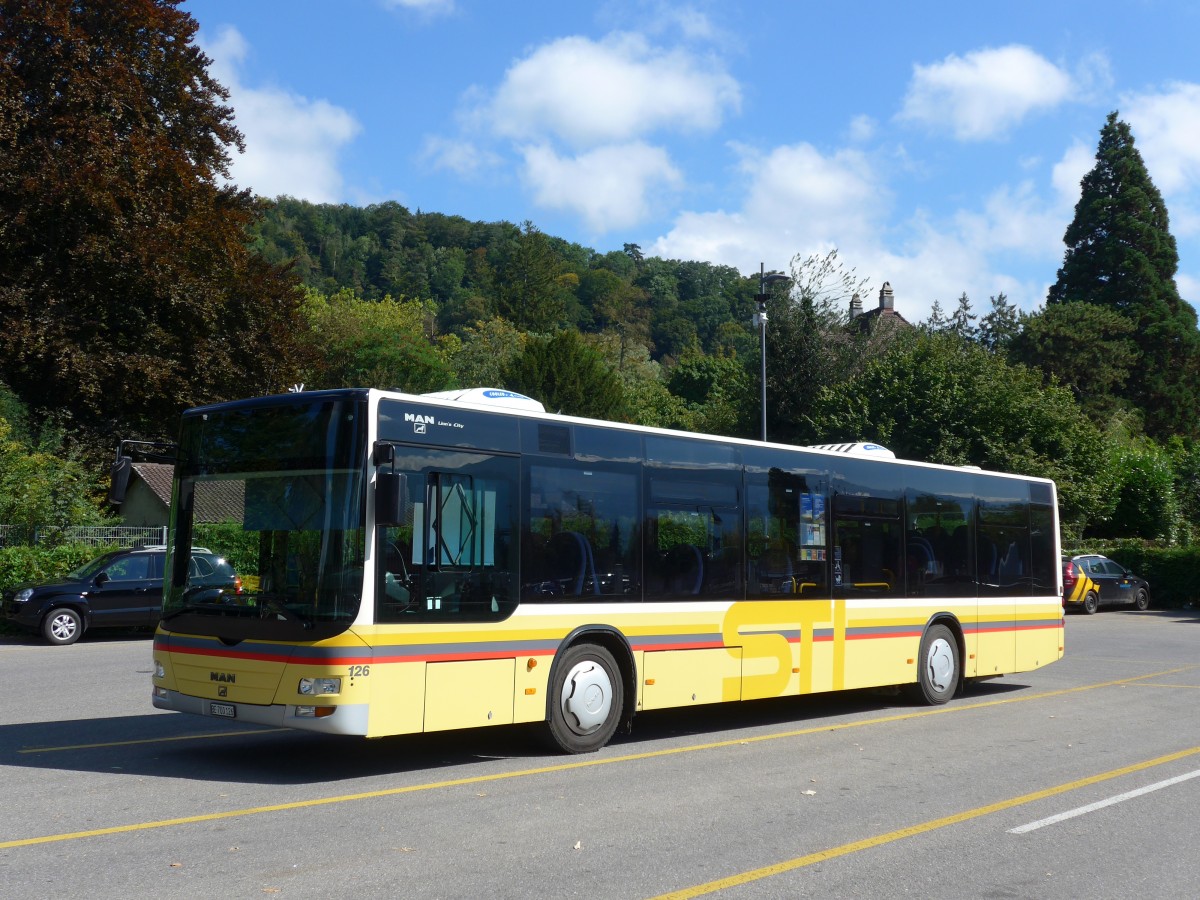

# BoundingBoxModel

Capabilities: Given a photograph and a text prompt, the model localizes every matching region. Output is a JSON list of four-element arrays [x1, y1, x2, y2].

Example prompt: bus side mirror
[[376, 471, 408, 527], [108, 453, 132, 506]]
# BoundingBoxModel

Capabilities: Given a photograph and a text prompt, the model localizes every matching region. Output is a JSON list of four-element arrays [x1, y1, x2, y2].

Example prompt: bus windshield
[[161, 395, 368, 641]]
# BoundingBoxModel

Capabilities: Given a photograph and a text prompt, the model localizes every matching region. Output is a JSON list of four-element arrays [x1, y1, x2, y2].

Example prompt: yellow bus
[[135, 387, 1064, 753]]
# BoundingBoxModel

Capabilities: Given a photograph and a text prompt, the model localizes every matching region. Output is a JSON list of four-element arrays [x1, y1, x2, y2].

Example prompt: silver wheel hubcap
[[51, 614, 77, 641], [560, 660, 613, 735], [926, 637, 954, 692]]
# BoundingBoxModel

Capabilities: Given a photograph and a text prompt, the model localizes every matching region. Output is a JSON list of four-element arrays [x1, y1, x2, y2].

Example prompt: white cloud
[[420, 135, 503, 178], [649, 4, 718, 41], [201, 27, 360, 203], [484, 33, 740, 148], [520, 142, 683, 233], [651, 142, 883, 271], [955, 181, 1067, 260], [1123, 82, 1200, 194], [848, 114, 876, 143], [1051, 140, 1094, 207], [1178, 272, 1199, 308], [650, 137, 1074, 323], [382, 0, 455, 14], [898, 45, 1074, 140]]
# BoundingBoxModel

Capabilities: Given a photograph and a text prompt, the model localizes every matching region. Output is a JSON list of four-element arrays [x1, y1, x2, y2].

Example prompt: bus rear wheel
[[905, 623, 959, 705], [545, 643, 623, 754]]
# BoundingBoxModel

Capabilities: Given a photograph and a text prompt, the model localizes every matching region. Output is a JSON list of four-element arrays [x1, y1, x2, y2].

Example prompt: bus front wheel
[[545, 644, 623, 754], [905, 623, 959, 705]]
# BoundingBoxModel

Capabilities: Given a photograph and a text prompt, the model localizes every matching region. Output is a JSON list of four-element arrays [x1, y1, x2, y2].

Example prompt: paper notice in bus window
[[801, 493, 826, 523]]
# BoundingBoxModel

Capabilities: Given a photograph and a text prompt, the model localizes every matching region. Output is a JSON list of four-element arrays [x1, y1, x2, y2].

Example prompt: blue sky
[[185, 0, 1200, 323]]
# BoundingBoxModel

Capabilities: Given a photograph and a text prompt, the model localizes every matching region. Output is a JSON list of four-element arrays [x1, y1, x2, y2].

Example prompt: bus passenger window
[[523, 462, 639, 602], [834, 518, 902, 598]]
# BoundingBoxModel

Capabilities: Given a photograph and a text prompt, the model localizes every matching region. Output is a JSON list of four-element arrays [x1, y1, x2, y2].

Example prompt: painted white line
[[1008, 768, 1200, 834]]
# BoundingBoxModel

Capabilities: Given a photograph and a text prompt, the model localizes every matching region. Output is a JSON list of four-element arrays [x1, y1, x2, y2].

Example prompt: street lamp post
[[755, 262, 792, 442]]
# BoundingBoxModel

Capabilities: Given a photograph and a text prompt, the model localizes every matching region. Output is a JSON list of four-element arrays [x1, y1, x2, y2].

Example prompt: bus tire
[[545, 643, 623, 754], [905, 623, 959, 705], [1083, 591, 1099, 615]]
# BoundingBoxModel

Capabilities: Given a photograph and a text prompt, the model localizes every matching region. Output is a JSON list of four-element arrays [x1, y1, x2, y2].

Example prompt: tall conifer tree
[[1048, 112, 1199, 438]]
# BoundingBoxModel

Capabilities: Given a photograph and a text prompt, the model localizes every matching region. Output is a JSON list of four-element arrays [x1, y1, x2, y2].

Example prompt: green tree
[[977, 293, 1019, 352], [666, 343, 752, 438], [948, 292, 977, 341], [1166, 436, 1200, 544], [448, 317, 528, 389], [0, 0, 307, 450], [299, 288, 454, 393], [495, 222, 570, 332], [1047, 112, 1200, 438], [1092, 443, 1179, 542], [804, 331, 1107, 535], [1009, 302, 1138, 423], [0, 417, 108, 541], [922, 299, 950, 332], [768, 250, 869, 444], [503, 330, 626, 420], [588, 332, 693, 431]]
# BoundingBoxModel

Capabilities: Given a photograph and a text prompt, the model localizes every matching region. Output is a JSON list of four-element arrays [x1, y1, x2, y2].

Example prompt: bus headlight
[[298, 677, 342, 696], [155, 660, 165, 678]]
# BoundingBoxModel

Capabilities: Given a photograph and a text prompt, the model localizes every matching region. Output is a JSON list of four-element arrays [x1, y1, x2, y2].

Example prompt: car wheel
[[1083, 591, 1099, 615], [1133, 589, 1150, 611], [43, 607, 83, 645]]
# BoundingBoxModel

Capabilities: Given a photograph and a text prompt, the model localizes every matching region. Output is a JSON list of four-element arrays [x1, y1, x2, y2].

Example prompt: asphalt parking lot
[[2, 608, 1198, 898]]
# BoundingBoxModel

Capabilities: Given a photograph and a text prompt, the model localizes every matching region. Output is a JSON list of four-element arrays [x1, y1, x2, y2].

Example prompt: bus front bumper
[[153, 687, 369, 735]]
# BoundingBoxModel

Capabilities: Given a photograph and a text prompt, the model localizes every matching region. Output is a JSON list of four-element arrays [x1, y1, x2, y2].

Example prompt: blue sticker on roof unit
[[483, 389, 532, 400]]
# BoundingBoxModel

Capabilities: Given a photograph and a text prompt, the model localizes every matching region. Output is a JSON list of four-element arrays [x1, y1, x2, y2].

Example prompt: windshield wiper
[[260, 595, 314, 629], [162, 598, 242, 621]]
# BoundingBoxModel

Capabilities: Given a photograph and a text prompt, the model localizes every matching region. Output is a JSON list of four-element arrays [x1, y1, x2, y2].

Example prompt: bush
[[0, 542, 108, 591]]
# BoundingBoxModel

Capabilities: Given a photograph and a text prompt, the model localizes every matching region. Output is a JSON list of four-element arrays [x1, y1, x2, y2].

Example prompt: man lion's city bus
[[132, 387, 1064, 753]]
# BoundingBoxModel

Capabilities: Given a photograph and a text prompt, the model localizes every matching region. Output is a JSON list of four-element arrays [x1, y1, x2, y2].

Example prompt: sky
[[184, 0, 1200, 323]]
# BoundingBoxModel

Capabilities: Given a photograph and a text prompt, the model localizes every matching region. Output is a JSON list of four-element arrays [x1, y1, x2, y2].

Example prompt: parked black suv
[[2, 546, 239, 645]]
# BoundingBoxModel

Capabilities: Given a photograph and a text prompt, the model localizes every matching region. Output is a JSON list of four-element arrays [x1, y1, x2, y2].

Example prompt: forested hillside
[[250, 198, 757, 364]]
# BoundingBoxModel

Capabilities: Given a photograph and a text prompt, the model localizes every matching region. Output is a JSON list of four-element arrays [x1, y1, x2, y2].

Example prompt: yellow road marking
[[1, 665, 1193, 850], [1129, 682, 1200, 690], [650, 744, 1200, 899]]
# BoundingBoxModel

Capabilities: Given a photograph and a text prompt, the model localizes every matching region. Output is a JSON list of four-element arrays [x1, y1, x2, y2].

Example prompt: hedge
[[0, 542, 110, 593]]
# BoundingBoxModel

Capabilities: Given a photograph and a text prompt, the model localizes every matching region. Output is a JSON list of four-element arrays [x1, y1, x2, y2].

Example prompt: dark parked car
[[1065, 553, 1150, 614], [2, 546, 239, 645]]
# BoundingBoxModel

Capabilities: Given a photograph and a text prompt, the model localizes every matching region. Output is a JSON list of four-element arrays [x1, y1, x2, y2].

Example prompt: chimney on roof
[[849, 292, 862, 319], [879, 282, 894, 310]]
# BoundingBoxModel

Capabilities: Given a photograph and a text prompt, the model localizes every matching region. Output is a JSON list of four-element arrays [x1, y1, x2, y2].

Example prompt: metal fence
[[0, 525, 168, 548]]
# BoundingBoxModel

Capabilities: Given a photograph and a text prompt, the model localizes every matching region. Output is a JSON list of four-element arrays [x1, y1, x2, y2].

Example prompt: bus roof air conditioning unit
[[806, 442, 896, 459], [419, 388, 546, 412]]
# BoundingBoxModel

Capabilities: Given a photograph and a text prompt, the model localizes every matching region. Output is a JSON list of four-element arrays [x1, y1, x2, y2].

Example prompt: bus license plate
[[210, 702, 236, 718]]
